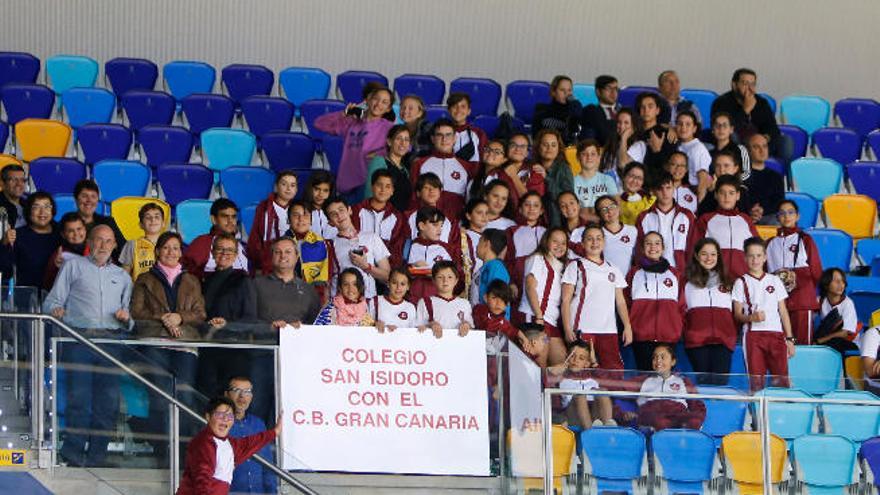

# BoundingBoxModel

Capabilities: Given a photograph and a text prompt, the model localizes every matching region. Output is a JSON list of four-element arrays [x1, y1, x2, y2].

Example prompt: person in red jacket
[[410, 119, 477, 219], [182, 198, 249, 280], [625, 231, 685, 371], [766, 199, 823, 344], [447, 92, 489, 166], [634, 172, 696, 270], [694, 174, 758, 280], [177, 397, 280, 495], [247, 170, 298, 274], [351, 168, 407, 267]]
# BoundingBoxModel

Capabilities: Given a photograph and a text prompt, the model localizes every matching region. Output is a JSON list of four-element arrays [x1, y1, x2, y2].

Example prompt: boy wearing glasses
[[410, 118, 477, 219], [224, 376, 277, 495]]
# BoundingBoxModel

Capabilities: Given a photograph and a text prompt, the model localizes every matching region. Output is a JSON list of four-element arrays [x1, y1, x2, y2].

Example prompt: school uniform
[[410, 152, 477, 219], [505, 224, 547, 298], [602, 224, 638, 272], [818, 296, 860, 357], [674, 186, 698, 214], [635, 203, 696, 269], [415, 295, 474, 329], [732, 272, 790, 391], [518, 254, 564, 338], [695, 209, 758, 280], [485, 217, 517, 230], [683, 276, 737, 383], [561, 258, 627, 369], [329, 231, 390, 299], [404, 207, 461, 247], [311, 208, 337, 240], [351, 200, 407, 267], [629, 373, 706, 431], [371, 296, 417, 328], [766, 227, 823, 344], [407, 238, 459, 300], [859, 326, 880, 393], [625, 263, 685, 370]]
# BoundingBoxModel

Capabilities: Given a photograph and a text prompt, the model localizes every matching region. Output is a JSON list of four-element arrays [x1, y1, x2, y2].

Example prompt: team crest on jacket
[[457, 310, 465, 321], [670, 382, 681, 391], [684, 194, 693, 202], [766, 286, 775, 293], [621, 235, 630, 243], [434, 255, 444, 262], [789, 244, 798, 253], [451, 171, 461, 180], [663, 278, 673, 287], [399, 312, 409, 320], [608, 273, 615, 282], [718, 285, 729, 293], [678, 224, 686, 233]]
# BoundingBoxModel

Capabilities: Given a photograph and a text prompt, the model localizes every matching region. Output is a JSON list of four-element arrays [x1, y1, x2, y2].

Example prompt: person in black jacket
[[0, 165, 27, 236], [657, 70, 701, 126], [0, 192, 60, 288], [73, 180, 127, 261], [744, 134, 785, 225], [532, 75, 582, 145], [578, 74, 620, 146]]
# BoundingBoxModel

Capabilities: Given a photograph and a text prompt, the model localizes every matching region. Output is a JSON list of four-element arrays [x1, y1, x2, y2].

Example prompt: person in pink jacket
[[314, 86, 396, 196]]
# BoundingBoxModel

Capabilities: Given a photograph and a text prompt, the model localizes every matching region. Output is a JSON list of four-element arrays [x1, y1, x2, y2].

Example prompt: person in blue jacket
[[224, 376, 277, 494]]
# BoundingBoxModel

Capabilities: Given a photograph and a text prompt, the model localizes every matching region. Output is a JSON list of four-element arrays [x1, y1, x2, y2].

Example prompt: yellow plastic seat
[[845, 356, 865, 391], [823, 194, 877, 240], [871, 309, 880, 328], [721, 431, 788, 495], [14, 119, 72, 162], [564, 145, 580, 176], [507, 425, 576, 494], [110, 196, 171, 241], [756, 224, 778, 241]]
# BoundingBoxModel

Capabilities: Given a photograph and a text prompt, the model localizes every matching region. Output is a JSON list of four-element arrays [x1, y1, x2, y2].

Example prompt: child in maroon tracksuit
[[407, 206, 461, 300], [694, 174, 758, 280]]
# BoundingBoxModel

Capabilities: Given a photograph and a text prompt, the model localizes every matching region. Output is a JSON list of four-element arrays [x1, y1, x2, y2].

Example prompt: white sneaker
[[603, 419, 617, 426], [592, 419, 603, 427]]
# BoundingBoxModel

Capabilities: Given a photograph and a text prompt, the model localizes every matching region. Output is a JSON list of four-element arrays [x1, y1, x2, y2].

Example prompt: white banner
[[508, 343, 545, 477], [278, 325, 490, 476]]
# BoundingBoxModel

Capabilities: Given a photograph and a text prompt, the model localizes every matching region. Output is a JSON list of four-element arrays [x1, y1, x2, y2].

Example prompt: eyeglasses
[[227, 387, 253, 396], [777, 209, 798, 216], [509, 143, 529, 150], [212, 411, 235, 420], [433, 132, 455, 139], [482, 147, 505, 156], [213, 247, 237, 255], [598, 204, 618, 213]]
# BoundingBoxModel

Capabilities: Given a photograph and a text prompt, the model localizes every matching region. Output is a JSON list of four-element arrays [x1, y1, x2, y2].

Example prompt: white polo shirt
[[562, 258, 627, 334], [732, 273, 788, 332]]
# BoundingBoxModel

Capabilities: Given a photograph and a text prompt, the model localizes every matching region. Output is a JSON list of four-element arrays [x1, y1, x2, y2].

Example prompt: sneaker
[[592, 419, 603, 427], [603, 419, 617, 426]]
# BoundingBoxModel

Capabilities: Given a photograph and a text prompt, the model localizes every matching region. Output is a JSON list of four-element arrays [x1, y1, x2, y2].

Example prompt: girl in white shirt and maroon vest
[[519, 227, 569, 365], [625, 231, 685, 371], [506, 191, 547, 297], [683, 238, 738, 384], [766, 199, 823, 344]]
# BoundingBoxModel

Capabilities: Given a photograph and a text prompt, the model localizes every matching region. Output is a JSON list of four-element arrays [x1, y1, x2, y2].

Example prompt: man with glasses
[[711, 68, 786, 160], [225, 376, 277, 495], [410, 118, 477, 219], [0, 165, 28, 237], [579, 74, 620, 145], [183, 198, 250, 280]]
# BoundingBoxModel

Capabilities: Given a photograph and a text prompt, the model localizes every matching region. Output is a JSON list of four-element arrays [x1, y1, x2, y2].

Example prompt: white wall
[[2, 0, 878, 104]]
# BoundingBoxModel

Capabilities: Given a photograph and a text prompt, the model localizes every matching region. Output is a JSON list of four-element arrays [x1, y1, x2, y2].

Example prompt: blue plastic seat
[[121, 90, 175, 131], [0, 52, 40, 88], [449, 77, 502, 117], [220, 166, 274, 208], [76, 123, 132, 165], [809, 228, 853, 271], [850, 291, 880, 326], [781, 95, 831, 135], [240, 96, 295, 139], [29, 157, 87, 194], [278, 67, 331, 114], [618, 86, 659, 110], [321, 135, 344, 175], [394, 74, 445, 105], [261, 131, 316, 173], [860, 437, 880, 488], [137, 125, 194, 171], [788, 345, 843, 395], [756, 388, 815, 441], [1, 83, 55, 125], [857, 238, 880, 266], [834, 98, 880, 140], [221, 64, 274, 106], [0, 122, 7, 152], [505, 80, 550, 122], [697, 386, 748, 446], [424, 105, 450, 123], [652, 429, 716, 495], [200, 128, 256, 173], [472, 115, 500, 139], [868, 130, 880, 160], [784, 192, 820, 229], [299, 99, 346, 139], [821, 390, 880, 443], [53, 193, 77, 221], [581, 427, 646, 494], [61, 87, 115, 128], [572, 83, 598, 107], [45, 55, 99, 106], [162, 61, 216, 101], [176, 199, 214, 244], [779, 124, 809, 160], [765, 157, 786, 176], [336, 70, 388, 103], [156, 163, 213, 207], [180, 93, 235, 137], [761, 93, 778, 114], [240, 203, 258, 236], [792, 434, 857, 493], [92, 160, 151, 206], [791, 157, 843, 201], [680, 89, 718, 128], [848, 161, 880, 203], [812, 127, 863, 166], [847, 276, 880, 293], [104, 57, 158, 100]]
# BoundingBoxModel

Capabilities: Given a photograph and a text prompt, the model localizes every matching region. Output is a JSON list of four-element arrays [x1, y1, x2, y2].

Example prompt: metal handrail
[[0, 312, 319, 495]]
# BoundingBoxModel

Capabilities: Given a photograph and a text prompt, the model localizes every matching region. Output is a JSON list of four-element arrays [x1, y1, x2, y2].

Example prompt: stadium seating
[[847, 276, 880, 294], [110, 196, 171, 240], [779, 124, 809, 160], [833, 98, 880, 140], [472, 115, 500, 138], [764, 157, 785, 176], [260, 132, 316, 173], [278, 67, 331, 112], [780, 95, 831, 135], [756, 224, 777, 241], [162, 61, 216, 102], [199, 128, 256, 173], [581, 427, 646, 495], [393, 74, 445, 105], [175, 199, 213, 244], [809, 229, 853, 271], [156, 163, 214, 207], [507, 426, 575, 494], [53, 193, 76, 221], [0, 122, 7, 151], [137, 125, 194, 171], [180, 93, 235, 137], [651, 429, 716, 495], [336, 70, 388, 103], [45, 55, 99, 106], [755, 388, 815, 442], [784, 192, 820, 229], [104, 57, 158, 100], [721, 431, 787, 495], [856, 238, 880, 266], [572, 83, 597, 107], [868, 131, 880, 160], [449, 77, 502, 117], [848, 161, 880, 203], [76, 123, 132, 165], [844, 356, 865, 390], [298, 99, 346, 140], [1, 83, 55, 125], [850, 291, 880, 326], [29, 157, 87, 195], [221, 64, 274, 105], [92, 160, 151, 206], [820, 390, 880, 443], [791, 158, 843, 201], [788, 345, 843, 395], [822, 194, 877, 239], [0, 155, 20, 170], [761, 93, 777, 114], [321, 135, 344, 175], [14, 119, 71, 162], [0, 51, 40, 88], [61, 87, 115, 128], [680, 88, 718, 128], [791, 434, 858, 493], [505, 80, 550, 122], [120, 90, 176, 131], [812, 127, 862, 166], [240, 96, 295, 139], [424, 105, 450, 123], [219, 166, 274, 208], [240, 203, 257, 236], [618, 86, 658, 110]]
